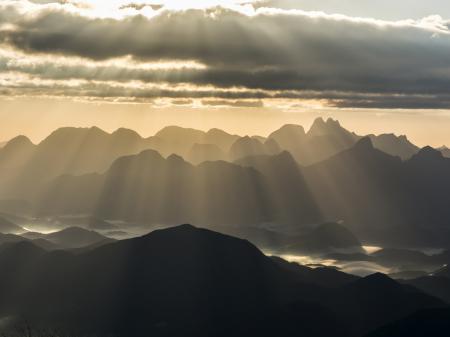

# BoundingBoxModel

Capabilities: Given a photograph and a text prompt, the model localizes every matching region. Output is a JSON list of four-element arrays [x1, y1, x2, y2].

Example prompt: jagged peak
[[326, 117, 341, 126]]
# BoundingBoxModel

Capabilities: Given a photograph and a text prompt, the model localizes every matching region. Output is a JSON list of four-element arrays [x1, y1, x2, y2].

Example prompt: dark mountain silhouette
[[53, 216, 117, 231], [322, 273, 445, 336], [0, 232, 59, 250], [0, 225, 351, 337], [235, 151, 321, 224], [270, 256, 359, 287], [371, 248, 440, 271], [0, 216, 25, 234], [434, 266, 450, 279], [22, 227, 113, 249], [302, 138, 450, 247], [389, 270, 428, 280], [365, 308, 450, 337], [283, 222, 363, 255], [406, 276, 450, 303], [0, 225, 442, 337]]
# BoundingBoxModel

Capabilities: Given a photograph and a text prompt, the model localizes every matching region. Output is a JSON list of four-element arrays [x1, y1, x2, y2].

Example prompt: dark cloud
[[1, 3, 450, 108]]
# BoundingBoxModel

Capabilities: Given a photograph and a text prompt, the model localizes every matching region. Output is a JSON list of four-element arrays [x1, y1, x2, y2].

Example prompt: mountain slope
[[0, 225, 442, 337], [0, 225, 352, 337], [36, 150, 272, 226]]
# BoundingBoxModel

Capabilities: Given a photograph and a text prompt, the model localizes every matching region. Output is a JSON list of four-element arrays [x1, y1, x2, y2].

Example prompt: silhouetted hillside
[[22, 227, 113, 249], [0, 225, 442, 337], [284, 222, 363, 254], [365, 308, 450, 337], [0, 225, 350, 337], [36, 150, 272, 225]]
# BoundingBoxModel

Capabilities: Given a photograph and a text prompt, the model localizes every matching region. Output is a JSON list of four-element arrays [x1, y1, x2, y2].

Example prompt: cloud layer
[[1, 0, 450, 108]]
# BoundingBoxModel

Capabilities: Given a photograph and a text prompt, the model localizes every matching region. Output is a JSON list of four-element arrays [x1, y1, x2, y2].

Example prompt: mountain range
[[1, 119, 450, 249], [0, 225, 446, 337], [0, 118, 440, 200]]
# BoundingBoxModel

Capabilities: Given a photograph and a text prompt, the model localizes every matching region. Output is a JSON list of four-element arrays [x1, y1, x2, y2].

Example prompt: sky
[[1, 0, 450, 146]]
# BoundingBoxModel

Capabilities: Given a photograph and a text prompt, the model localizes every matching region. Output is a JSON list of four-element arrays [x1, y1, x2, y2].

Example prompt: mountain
[[371, 249, 439, 271], [0, 216, 25, 234], [365, 308, 450, 337], [301, 138, 450, 246], [0, 127, 160, 199], [368, 134, 419, 160], [0, 225, 442, 337], [36, 150, 272, 226], [438, 146, 450, 158], [283, 222, 363, 255], [0, 232, 59, 250], [22, 227, 113, 249], [269, 119, 421, 164], [268, 124, 306, 154], [324, 273, 444, 336], [0, 141, 6, 148], [406, 276, 450, 303], [267, 118, 358, 164], [235, 151, 321, 224], [155, 126, 240, 156], [187, 143, 227, 164], [31, 135, 450, 248], [52, 216, 117, 231], [0, 225, 350, 337], [229, 136, 281, 160]]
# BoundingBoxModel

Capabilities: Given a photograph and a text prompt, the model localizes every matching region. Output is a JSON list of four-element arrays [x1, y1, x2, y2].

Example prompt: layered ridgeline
[[1, 119, 450, 247], [0, 225, 445, 337], [0, 118, 429, 200]]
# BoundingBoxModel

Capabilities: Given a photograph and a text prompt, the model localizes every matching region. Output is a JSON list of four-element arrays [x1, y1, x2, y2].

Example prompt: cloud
[[1, 1, 450, 109]]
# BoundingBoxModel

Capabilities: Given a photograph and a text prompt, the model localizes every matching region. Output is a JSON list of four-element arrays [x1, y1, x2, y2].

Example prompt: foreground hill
[[0, 225, 443, 337], [365, 308, 450, 337]]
